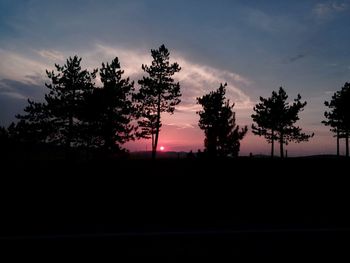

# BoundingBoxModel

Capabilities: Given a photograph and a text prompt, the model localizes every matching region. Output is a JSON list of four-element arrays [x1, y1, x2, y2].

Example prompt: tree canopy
[[2, 48, 345, 160], [251, 87, 313, 158], [134, 44, 181, 159], [44, 56, 97, 148], [10, 56, 136, 158], [197, 83, 248, 158], [323, 82, 350, 157], [83, 57, 136, 152]]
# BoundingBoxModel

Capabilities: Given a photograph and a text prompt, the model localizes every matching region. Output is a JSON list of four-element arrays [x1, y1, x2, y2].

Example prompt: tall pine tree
[[12, 56, 97, 157], [83, 57, 135, 152], [134, 45, 181, 159], [45, 56, 97, 149], [197, 83, 247, 158]]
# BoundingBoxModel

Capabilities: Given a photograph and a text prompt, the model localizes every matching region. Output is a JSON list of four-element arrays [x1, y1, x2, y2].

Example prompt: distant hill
[[129, 152, 341, 159], [130, 151, 189, 159]]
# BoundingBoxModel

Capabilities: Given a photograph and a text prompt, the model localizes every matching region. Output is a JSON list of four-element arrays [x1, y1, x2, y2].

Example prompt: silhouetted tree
[[0, 126, 7, 137], [134, 45, 181, 159], [83, 57, 136, 152], [196, 149, 203, 159], [0, 126, 8, 144], [0, 126, 9, 157], [44, 56, 97, 149], [197, 83, 248, 158], [13, 100, 53, 143], [323, 91, 343, 157], [10, 56, 97, 159], [323, 82, 350, 157], [187, 150, 195, 159], [251, 87, 313, 158]]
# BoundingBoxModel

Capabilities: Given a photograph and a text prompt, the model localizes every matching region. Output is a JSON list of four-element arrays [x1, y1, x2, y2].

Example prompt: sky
[[1, 0, 350, 156]]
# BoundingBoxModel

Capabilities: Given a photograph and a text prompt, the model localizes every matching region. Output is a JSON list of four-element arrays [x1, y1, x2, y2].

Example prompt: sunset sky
[[1, 0, 350, 156]]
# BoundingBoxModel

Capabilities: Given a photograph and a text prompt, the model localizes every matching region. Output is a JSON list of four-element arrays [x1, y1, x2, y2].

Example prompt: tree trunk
[[271, 129, 274, 158], [68, 116, 73, 147], [337, 129, 340, 157], [65, 82, 76, 160], [280, 134, 284, 158], [346, 132, 349, 158], [151, 128, 155, 159], [152, 93, 162, 160], [105, 109, 113, 152], [151, 147, 156, 160], [207, 129, 217, 158], [67, 88, 75, 160], [66, 112, 73, 160]]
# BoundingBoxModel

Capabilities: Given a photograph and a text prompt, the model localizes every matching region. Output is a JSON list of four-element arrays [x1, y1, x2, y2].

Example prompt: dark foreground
[[0, 157, 349, 259]]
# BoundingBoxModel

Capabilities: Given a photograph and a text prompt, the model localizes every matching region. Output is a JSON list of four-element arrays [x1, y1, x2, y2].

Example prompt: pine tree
[[13, 100, 53, 143], [0, 125, 9, 144], [323, 82, 350, 157], [251, 87, 313, 158], [10, 56, 97, 160], [83, 57, 135, 152], [134, 45, 181, 159], [0, 126, 9, 159], [0, 126, 7, 139], [197, 83, 247, 158], [45, 56, 97, 148]]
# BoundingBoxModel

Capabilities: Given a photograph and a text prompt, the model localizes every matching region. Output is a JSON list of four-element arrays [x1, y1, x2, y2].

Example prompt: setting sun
[[160, 146, 165, 151]]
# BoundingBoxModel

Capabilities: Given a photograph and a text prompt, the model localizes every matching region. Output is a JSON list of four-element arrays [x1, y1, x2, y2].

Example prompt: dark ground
[[0, 157, 349, 259]]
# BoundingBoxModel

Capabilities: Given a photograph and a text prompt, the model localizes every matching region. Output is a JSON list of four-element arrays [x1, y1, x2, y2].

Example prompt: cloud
[[0, 44, 253, 110], [289, 54, 306, 63], [176, 104, 202, 113], [80, 44, 254, 111], [165, 123, 196, 130], [0, 44, 254, 129], [245, 9, 304, 35], [0, 49, 49, 84], [0, 78, 44, 125], [175, 59, 253, 110], [0, 78, 45, 100], [36, 49, 64, 61], [246, 9, 275, 32], [0, 91, 27, 100], [282, 54, 307, 64], [313, 1, 348, 18], [333, 2, 349, 11]]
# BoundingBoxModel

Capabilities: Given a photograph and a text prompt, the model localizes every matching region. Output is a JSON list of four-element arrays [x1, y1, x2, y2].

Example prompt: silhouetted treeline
[[0, 45, 184, 160], [15, 56, 135, 153], [2, 45, 350, 159]]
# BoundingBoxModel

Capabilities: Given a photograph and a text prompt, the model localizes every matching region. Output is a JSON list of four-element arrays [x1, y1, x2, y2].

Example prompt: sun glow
[[160, 146, 165, 151]]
